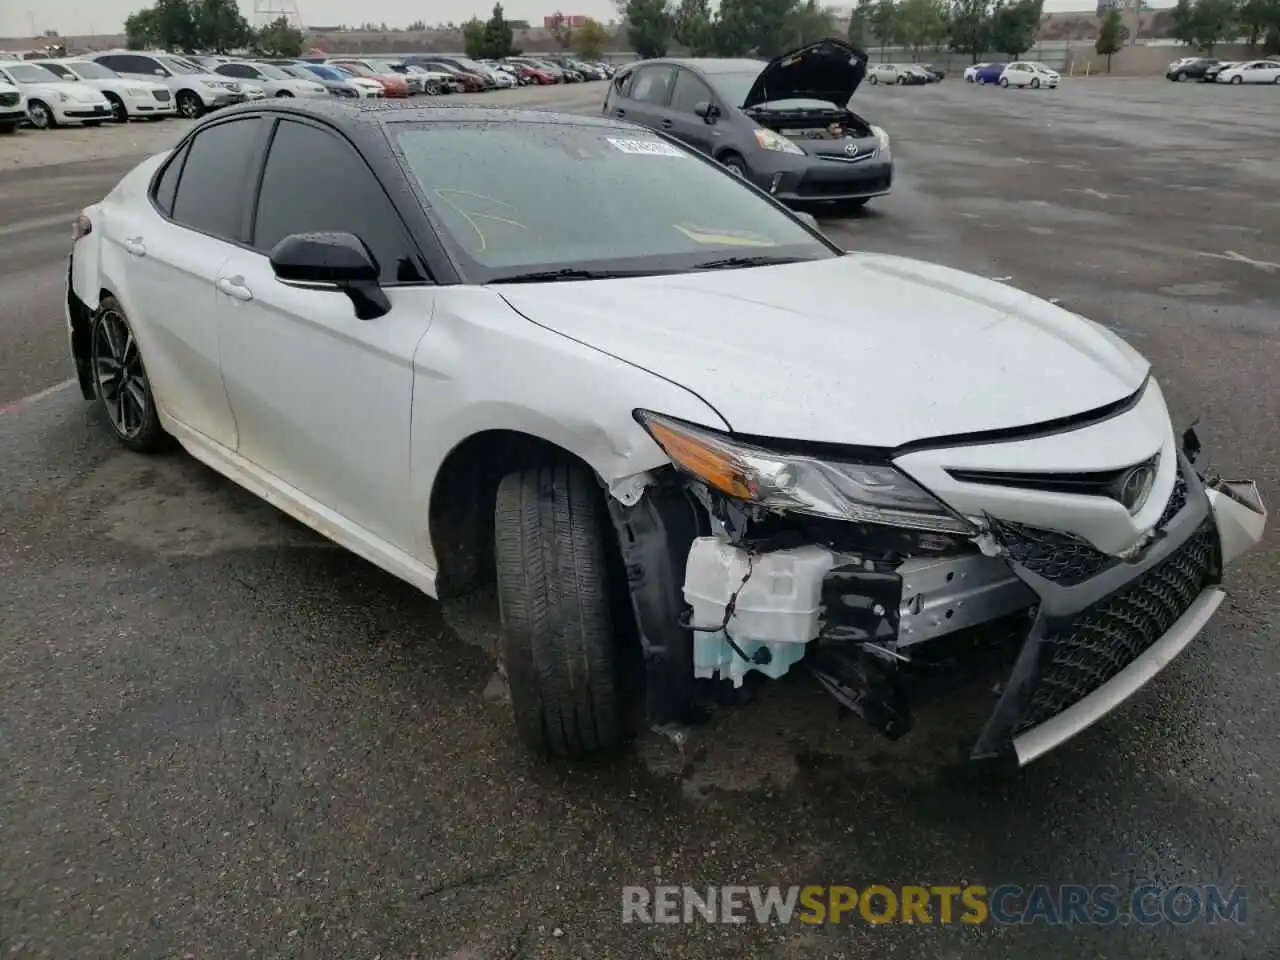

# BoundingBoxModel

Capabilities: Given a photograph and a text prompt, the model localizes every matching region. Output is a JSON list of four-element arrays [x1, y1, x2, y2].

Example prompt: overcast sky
[[3, 0, 1147, 40]]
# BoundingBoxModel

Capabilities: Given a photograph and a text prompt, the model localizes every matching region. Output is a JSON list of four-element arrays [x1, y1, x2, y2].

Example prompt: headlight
[[753, 128, 805, 155], [637, 411, 973, 535]]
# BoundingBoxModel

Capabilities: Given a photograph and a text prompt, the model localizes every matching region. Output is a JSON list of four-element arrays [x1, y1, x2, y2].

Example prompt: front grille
[[1014, 519, 1219, 732], [798, 173, 890, 197], [989, 517, 1114, 585], [0, 91, 19, 107], [153, 89, 171, 102]]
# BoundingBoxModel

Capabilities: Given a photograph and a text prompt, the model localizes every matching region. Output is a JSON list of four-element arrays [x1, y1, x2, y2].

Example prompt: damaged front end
[[606, 413, 1267, 766]]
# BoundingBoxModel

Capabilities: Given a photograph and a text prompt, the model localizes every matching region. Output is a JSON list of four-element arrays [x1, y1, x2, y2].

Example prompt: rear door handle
[[614, 108, 625, 118], [661, 119, 674, 129], [216, 275, 254, 302], [123, 237, 146, 257]]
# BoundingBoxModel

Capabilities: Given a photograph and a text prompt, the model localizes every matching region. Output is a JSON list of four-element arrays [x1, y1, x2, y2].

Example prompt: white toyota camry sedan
[[66, 100, 1266, 768]]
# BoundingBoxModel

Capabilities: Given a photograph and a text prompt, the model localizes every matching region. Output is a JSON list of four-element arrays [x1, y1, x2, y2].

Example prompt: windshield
[[157, 56, 203, 75], [5, 63, 62, 83], [704, 70, 763, 107], [392, 121, 832, 282], [66, 61, 118, 79], [36, 62, 77, 79], [252, 62, 292, 80], [334, 61, 374, 76]]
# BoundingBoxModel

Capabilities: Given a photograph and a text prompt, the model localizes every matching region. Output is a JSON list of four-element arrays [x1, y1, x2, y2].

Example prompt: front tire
[[27, 99, 55, 129], [1231, 75, 1243, 84], [868, 74, 878, 85], [90, 296, 169, 453], [720, 151, 748, 178], [1175, 72, 1187, 81], [495, 461, 626, 757], [1031, 77, 1040, 89], [104, 93, 128, 123], [175, 89, 203, 119]]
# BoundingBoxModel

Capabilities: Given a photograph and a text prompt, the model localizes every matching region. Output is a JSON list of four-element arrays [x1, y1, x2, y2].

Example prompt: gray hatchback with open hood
[[602, 37, 893, 213]]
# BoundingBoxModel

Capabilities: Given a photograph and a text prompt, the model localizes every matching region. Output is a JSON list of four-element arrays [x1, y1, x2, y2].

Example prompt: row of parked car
[[0, 48, 616, 132], [1166, 56, 1280, 84], [963, 61, 1062, 88]]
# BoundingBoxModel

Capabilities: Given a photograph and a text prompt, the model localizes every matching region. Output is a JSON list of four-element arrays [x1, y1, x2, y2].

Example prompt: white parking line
[[0, 378, 77, 416], [1198, 250, 1280, 273]]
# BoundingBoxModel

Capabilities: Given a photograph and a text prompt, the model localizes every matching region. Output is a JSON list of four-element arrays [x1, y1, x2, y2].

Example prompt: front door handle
[[614, 107, 625, 118], [661, 119, 673, 129], [123, 237, 146, 257], [216, 275, 254, 302]]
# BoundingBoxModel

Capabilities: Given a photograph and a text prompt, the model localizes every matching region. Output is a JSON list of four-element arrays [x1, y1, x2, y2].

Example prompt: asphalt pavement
[[1, 79, 1278, 959]]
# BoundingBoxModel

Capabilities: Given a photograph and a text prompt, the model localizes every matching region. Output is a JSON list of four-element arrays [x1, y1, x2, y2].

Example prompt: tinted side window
[[631, 66, 675, 106], [669, 69, 714, 114], [170, 117, 264, 241], [95, 55, 126, 71], [152, 142, 189, 217], [218, 63, 257, 79], [252, 120, 425, 284]]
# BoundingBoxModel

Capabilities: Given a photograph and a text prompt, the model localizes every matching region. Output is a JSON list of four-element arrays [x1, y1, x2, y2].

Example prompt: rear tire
[[1231, 75, 1243, 84], [90, 296, 170, 454], [999, 76, 1010, 87], [495, 461, 627, 757], [1031, 77, 1040, 89]]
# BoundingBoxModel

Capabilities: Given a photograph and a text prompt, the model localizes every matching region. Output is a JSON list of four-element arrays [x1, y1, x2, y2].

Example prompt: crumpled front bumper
[[977, 455, 1266, 765], [675, 450, 1266, 766]]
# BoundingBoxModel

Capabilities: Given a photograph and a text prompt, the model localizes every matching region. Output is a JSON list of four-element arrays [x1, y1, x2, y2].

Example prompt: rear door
[[610, 64, 675, 131], [107, 115, 268, 449]]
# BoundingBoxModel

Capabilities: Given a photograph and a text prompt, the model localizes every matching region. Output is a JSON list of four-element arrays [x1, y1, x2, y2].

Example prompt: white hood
[[495, 253, 1150, 448]]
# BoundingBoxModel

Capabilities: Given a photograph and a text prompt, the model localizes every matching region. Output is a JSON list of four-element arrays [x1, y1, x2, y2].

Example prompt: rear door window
[[630, 66, 676, 106]]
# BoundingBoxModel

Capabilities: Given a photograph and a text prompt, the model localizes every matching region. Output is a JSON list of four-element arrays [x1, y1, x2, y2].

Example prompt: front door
[[215, 116, 437, 553], [659, 67, 722, 157]]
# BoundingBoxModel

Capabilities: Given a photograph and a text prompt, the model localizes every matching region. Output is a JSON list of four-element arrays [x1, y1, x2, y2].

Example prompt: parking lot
[[1, 78, 1278, 958]]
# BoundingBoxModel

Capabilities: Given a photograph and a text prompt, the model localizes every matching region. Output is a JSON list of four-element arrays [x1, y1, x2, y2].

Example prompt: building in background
[[543, 14, 589, 27]]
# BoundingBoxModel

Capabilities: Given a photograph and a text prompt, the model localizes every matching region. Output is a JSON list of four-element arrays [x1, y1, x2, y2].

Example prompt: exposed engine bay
[[745, 105, 874, 143], [606, 425, 1267, 765]]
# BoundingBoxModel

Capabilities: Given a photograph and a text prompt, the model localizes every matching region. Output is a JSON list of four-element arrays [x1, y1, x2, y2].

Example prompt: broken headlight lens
[[637, 412, 973, 535]]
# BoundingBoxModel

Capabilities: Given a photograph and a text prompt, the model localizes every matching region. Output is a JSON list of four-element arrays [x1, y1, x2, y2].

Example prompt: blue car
[[973, 62, 1008, 85]]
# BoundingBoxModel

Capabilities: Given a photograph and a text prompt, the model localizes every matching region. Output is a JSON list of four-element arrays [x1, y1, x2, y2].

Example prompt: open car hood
[[742, 37, 868, 109]]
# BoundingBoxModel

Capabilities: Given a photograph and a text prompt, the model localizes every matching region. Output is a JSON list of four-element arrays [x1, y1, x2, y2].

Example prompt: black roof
[[621, 57, 765, 74]]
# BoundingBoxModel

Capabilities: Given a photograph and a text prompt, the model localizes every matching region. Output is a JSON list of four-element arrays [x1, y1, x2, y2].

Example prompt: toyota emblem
[[844, 143, 859, 156], [1118, 464, 1156, 513]]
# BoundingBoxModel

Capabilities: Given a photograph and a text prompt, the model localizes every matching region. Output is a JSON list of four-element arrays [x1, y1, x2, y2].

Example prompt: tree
[[548, 11, 574, 49], [148, 0, 200, 52], [898, 0, 948, 57], [573, 18, 611, 58], [869, 0, 901, 56], [194, 0, 252, 52], [714, 0, 805, 57], [1236, 0, 1279, 47], [125, 8, 162, 49], [1190, 0, 1239, 52], [484, 3, 516, 58], [847, 0, 874, 46], [787, 0, 837, 47], [989, 0, 1042, 59], [1095, 8, 1127, 70], [948, 0, 992, 62], [624, 0, 674, 58], [1170, 0, 1198, 44], [462, 16, 488, 57], [254, 15, 303, 56], [674, 0, 717, 53]]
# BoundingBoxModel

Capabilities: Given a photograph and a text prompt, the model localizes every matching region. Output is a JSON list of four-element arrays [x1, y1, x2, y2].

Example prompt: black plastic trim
[[970, 452, 1218, 759]]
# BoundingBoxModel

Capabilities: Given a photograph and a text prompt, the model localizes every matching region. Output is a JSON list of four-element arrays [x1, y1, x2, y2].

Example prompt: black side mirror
[[269, 231, 390, 320], [693, 100, 719, 122]]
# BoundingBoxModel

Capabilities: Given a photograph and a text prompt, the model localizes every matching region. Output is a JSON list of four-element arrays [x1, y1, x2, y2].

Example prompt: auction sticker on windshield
[[606, 137, 687, 157]]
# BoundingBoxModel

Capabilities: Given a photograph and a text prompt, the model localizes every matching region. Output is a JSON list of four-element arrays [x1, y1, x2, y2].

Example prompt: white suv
[[89, 51, 245, 118], [33, 59, 176, 122]]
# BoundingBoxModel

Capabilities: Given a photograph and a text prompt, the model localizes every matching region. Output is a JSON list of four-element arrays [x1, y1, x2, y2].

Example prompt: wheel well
[[715, 147, 742, 162], [68, 286, 110, 400], [428, 430, 597, 598]]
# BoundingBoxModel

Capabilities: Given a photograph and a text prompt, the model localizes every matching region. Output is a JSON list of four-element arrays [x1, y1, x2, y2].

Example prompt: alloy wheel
[[28, 101, 52, 128], [92, 309, 149, 440], [177, 91, 201, 118]]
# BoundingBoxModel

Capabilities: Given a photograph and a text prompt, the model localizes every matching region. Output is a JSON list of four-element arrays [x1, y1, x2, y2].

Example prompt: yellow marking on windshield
[[433, 188, 527, 254], [673, 225, 779, 247]]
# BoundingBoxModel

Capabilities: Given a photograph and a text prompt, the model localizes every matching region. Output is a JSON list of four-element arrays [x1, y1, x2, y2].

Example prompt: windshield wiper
[[489, 268, 660, 284], [691, 255, 810, 270]]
